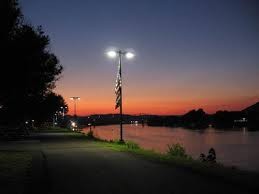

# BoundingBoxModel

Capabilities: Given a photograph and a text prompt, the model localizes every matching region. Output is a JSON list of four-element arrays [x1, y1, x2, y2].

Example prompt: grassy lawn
[[0, 151, 32, 194]]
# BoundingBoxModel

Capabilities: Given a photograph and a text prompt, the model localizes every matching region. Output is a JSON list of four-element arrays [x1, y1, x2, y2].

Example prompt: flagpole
[[119, 51, 123, 142], [106, 49, 135, 143]]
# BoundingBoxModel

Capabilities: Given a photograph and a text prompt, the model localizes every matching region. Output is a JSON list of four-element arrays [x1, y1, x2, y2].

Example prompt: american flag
[[115, 63, 121, 109]]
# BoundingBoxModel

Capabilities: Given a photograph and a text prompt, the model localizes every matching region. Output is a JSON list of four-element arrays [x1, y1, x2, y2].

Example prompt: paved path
[[0, 133, 254, 194]]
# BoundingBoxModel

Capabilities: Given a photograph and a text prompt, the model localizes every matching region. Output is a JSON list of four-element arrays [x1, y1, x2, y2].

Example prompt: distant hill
[[242, 102, 259, 113]]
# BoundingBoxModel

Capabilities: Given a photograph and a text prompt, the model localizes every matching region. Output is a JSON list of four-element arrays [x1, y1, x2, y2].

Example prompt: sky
[[20, 0, 259, 115]]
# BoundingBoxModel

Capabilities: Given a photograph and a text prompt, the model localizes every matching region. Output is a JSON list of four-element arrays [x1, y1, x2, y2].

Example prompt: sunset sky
[[20, 0, 259, 115]]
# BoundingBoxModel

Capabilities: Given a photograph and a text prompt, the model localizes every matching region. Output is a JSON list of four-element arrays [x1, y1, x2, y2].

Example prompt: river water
[[83, 124, 259, 172]]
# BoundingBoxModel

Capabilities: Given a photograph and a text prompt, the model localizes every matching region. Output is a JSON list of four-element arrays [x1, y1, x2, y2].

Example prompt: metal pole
[[53, 115, 55, 127], [74, 100, 76, 116], [62, 107, 65, 119], [119, 51, 123, 142]]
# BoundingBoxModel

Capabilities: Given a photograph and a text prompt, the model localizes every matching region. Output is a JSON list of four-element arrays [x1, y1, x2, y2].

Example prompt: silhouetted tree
[[242, 102, 259, 130], [181, 109, 209, 129], [0, 0, 22, 41], [212, 111, 244, 128], [39, 92, 68, 122], [0, 0, 64, 126]]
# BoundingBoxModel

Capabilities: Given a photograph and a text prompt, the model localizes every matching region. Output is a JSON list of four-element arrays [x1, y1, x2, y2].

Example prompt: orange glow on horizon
[[55, 63, 259, 117], [65, 95, 259, 116]]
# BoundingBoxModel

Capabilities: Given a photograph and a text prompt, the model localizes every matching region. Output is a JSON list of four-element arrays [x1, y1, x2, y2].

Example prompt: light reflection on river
[[83, 124, 259, 171]]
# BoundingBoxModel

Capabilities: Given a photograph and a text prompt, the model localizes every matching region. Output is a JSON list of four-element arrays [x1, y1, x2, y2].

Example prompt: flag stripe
[[115, 63, 121, 109]]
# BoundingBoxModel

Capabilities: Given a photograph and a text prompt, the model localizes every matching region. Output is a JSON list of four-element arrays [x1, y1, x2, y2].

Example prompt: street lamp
[[55, 112, 58, 122], [53, 113, 58, 127], [60, 106, 68, 119], [106, 49, 135, 142], [70, 97, 80, 117]]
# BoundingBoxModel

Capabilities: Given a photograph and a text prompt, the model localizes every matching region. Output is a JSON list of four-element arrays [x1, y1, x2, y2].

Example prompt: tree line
[[147, 102, 259, 130], [0, 0, 67, 128]]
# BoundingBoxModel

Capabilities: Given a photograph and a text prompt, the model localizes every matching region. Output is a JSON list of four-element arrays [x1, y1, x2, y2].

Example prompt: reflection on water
[[83, 124, 259, 171]]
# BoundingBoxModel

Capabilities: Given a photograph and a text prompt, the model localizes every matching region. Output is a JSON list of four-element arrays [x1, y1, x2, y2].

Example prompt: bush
[[125, 141, 140, 149], [167, 143, 187, 158], [86, 130, 94, 138]]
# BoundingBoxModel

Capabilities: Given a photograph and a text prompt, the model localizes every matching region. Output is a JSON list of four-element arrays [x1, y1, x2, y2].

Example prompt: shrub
[[126, 141, 140, 149], [167, 143, 187, 158]]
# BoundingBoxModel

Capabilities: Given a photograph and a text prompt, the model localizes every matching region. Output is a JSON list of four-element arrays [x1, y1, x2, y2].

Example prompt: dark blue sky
[[20, 0, 259, 114]]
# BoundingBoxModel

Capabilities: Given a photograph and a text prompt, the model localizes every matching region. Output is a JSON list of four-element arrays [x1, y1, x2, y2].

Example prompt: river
[[82, 124, 259, 172]]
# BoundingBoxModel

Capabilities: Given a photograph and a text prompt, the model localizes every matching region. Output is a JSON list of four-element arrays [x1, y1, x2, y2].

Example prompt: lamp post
[[106, 49, 135, 142], [70, 97, 80, 117], [53, 113, 58, 127], [60, 106, 68, 119]]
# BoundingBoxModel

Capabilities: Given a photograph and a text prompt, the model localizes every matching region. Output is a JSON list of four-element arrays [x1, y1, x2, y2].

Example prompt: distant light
[[70, 97, 80, 100], [71, 121, 77, 127], [125, 52, 134, 59], [107, 50, 117, 58]]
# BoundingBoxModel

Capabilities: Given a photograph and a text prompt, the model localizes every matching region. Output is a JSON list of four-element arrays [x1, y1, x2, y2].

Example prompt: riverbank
[[82, 124, 259, 171], [87, 134, 259, 192], [1, 128, 259, 193]]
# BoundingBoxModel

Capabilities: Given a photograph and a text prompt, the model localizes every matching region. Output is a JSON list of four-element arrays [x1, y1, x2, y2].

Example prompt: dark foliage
[[212, 111, 243, 128], [147, 109, 209, 129], [181, 109, 209, 129], [243, 102, 259, 130], [146, 102, 259, 130], [0, 0, 66, 126]]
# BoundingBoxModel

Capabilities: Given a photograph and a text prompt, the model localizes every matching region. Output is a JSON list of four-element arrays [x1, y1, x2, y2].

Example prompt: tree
[[39, 92, 68, 123], [0, 0, 66, 126], [0, 0, 22, 41]]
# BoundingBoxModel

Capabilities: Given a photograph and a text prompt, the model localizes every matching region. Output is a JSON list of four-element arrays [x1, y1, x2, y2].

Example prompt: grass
[[90, 138, 259, 192], [34, 126, 72, 133], [0, 151, 32, 194], [30, 128, 259, 191], [167, 143, 189, 158]]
